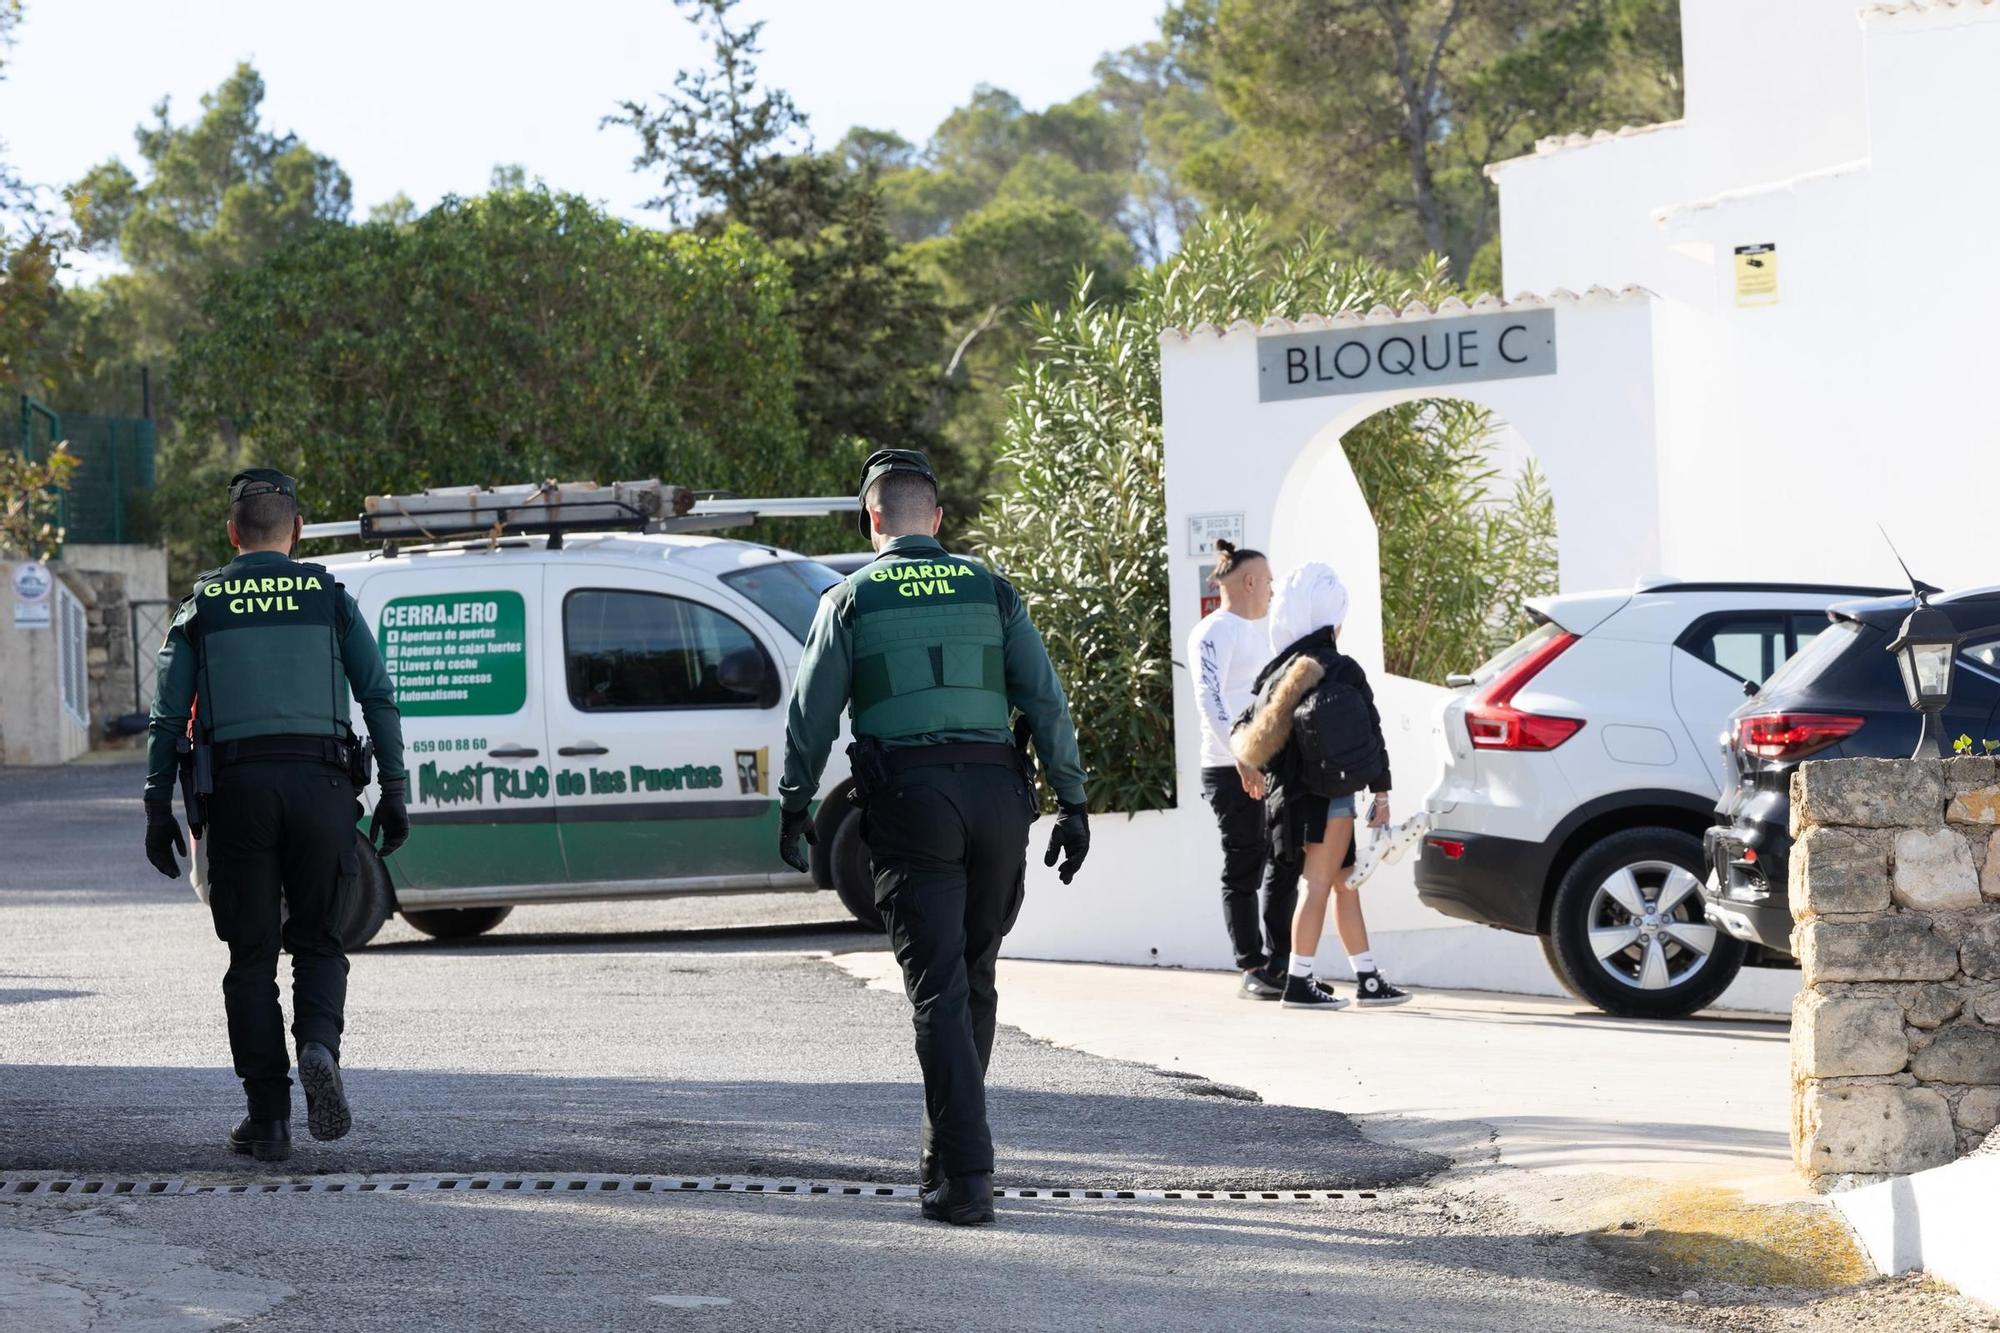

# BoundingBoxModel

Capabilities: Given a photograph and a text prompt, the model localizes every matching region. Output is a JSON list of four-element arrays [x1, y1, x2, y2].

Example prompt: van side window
[[564, 590, 770, 710]]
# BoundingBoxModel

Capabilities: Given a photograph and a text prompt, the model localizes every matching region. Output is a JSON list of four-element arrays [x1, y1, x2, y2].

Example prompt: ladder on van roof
[[297, 479, 858, 549]]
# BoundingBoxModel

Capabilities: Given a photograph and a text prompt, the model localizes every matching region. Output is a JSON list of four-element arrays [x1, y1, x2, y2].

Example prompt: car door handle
[[557, 745, 609, 757], [487, 746, 540, 759]]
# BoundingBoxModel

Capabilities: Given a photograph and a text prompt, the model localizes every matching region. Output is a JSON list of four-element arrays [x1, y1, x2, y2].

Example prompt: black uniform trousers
[[1200, 765, 1299, 975], [868, 760, 1035, 1180], [203, 758, 359, 1121]]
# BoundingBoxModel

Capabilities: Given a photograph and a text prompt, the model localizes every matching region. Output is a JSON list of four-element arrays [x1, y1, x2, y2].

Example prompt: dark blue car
[[1702, 586, 2000, 960]]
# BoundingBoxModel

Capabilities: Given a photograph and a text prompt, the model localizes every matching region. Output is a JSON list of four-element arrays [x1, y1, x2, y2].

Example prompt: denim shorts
[[1301, 792, 1357, 848]]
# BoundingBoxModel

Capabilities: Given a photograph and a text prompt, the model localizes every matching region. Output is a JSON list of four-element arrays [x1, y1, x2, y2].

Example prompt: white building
[[1494, 0, 2000, 590], [1004, 0, 2000, 1006]]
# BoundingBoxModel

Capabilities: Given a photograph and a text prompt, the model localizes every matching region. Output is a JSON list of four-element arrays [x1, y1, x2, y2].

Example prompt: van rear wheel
[[829, 807, 884, 934], [401, 905, 514, 940], [1545, 827, 1743, 1019]]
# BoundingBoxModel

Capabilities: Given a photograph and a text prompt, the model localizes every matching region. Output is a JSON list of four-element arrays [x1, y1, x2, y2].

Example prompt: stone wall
[[1791, 757, 2000, 1191]]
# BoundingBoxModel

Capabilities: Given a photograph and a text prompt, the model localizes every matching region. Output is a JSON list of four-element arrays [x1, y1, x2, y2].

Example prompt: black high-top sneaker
[[1280, 975, 1349, 1011], [298, 1042, 352, 1142], [228, 1117, 291, 1162], [1354, 971, 1412, 1008]]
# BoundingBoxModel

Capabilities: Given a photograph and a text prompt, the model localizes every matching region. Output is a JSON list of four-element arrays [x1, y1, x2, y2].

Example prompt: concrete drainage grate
[[4, 1178, 181, 1197], [3, 1174, 1382, 1203]]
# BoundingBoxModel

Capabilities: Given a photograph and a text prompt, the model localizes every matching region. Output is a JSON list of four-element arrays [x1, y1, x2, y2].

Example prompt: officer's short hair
[[232, 491, 299, 544], [867, 470, 939, 530]]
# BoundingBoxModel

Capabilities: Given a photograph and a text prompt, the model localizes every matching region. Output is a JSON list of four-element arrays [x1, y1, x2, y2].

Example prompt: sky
[[0, 0, 1167, 234]]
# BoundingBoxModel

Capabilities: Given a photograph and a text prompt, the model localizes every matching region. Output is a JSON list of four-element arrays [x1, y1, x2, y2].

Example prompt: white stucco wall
[[1495, 0, 2000, 590], [0, 561, 93, 767]]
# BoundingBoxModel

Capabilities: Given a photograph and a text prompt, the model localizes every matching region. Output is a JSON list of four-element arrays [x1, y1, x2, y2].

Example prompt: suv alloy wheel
[[1541, 827, 1744, 1018]]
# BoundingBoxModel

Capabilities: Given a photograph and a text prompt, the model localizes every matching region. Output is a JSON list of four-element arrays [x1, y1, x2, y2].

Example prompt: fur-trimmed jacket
[[1230, 627, 1391, 859]]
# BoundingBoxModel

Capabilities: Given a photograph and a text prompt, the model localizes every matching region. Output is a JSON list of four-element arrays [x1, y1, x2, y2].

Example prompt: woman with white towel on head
[[1231, 563, 1412, 1010]]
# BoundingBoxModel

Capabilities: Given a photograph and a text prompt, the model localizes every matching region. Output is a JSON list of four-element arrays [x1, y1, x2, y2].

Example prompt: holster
[[176, 733, 212, 832], [347, 732, 374, 791], [846, 737, 893, 805]]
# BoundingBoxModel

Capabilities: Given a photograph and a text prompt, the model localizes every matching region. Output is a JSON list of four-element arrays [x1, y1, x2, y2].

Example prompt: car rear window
[[1467, 620, 1565, 687], [1759, 618, 1870, 696], [719, 560, 841, 642]]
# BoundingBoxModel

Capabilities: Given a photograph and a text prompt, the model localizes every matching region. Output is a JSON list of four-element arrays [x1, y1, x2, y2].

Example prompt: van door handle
[[487, 746, 540, 759], [557, 745, 609, 757]]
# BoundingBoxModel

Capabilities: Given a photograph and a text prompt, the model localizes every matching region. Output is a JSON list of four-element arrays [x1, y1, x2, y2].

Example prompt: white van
[[293, 483, 881, 945]]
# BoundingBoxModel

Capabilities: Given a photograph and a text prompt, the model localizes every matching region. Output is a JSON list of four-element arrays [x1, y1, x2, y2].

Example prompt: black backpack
[[1292, 667, 1384, 799]]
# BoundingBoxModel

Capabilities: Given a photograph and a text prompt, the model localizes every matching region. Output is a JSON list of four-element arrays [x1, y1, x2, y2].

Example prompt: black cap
[[857, 448, 936, 501], [856, 449, 937, 535], [228, 468, 297, 504]]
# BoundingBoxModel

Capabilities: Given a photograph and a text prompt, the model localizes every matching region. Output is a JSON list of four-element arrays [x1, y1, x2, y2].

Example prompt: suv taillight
[[1465, 631, 1583, 751], [1736, 713, 1864, 761]]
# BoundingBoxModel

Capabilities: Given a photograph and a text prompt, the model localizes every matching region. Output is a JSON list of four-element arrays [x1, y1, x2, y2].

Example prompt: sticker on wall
[[10, 560, 52, 630], [1187, 512, 1245, 558], [378, 591, 528, 716], [1734, 243, 1778, 308], [1196, 562, 1219, 619]]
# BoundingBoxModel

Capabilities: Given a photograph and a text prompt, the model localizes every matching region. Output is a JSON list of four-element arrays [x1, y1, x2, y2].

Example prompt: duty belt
[[885, 742, 1021, 774], [215, 735, 354, 770]]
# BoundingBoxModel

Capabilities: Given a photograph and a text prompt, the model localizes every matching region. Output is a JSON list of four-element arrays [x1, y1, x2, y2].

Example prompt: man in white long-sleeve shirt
[[1185, 540, 1296, 999]]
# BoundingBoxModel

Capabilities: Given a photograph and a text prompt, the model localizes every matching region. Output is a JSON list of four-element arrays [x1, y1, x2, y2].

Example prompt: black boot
[[919, 1149, 940, 1195], [921, 1172, 995, 1226], [228, 1117, 291, 1163], [298, 1042, 352, 1142]]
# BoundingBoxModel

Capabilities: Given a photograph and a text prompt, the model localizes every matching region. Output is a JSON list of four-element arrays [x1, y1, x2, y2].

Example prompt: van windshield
[[720, 560, 842, 642]]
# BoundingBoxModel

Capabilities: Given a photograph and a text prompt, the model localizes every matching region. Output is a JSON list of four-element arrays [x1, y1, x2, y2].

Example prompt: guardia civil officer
[[778, 449, 1090, 1226], [143, 470, 408, 1162]]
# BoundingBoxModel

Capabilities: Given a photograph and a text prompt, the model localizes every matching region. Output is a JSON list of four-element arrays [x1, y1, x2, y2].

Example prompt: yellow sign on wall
[[1734, 243, 1778, 308]]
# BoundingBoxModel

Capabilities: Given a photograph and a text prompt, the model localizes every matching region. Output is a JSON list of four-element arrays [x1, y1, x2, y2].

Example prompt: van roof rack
[[298, 480, 859, 552]]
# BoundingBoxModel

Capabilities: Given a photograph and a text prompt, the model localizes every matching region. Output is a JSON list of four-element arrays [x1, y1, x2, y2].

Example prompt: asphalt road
[[3, 761, 1995, 1331]]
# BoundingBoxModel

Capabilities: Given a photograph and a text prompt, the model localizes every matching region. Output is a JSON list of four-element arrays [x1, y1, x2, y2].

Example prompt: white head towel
[[1268, 562, 1349, 655]]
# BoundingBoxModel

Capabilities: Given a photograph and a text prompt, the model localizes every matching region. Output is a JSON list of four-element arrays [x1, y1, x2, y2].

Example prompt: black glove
[[145, 799, 187, 880], [371, 777, 410, 857], [779, 804, 817, 874], [1043, 801, 1090, 885]]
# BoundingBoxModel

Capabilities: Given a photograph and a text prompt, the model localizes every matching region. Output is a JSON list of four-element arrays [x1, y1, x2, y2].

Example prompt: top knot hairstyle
[[1210, 538, 1266, 584]]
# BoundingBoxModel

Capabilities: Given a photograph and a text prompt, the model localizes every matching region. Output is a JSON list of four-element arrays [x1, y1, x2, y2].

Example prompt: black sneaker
[[1354, 971, 1412, 1008], [1239, 968, 1284, 1001], [298, 1042, 352, 1142], [1280, 975, 1350, 1011]]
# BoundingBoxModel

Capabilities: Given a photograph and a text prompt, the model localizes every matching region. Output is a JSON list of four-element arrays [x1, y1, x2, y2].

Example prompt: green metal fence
[[15, 394, 157, 546]]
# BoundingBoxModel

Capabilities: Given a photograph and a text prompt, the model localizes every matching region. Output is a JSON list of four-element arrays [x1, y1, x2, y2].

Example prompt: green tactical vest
[[185, 556, 351, 744], [847, 549, 1010, 739]]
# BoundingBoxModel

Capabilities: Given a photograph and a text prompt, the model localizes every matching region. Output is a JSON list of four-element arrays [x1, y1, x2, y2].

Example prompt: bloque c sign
[[1257, 308, 1557, 401]]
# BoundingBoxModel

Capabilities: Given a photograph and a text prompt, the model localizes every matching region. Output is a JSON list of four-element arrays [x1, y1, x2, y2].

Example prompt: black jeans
[[204, 759, 358, 1121], [1200, 765, 1298, 974], [868, 761, 1035, 1180]]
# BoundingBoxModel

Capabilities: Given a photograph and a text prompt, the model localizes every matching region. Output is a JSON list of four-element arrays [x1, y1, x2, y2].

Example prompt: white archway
[[1002, 291, 1682, 1000]]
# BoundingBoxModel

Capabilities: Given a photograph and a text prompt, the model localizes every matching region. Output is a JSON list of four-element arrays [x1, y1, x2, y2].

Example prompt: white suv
[[1415, 580, 1892, 1018]]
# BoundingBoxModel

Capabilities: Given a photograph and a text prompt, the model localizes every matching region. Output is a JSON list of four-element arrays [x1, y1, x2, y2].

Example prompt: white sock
[[1349, 952, 1376, 975], [1288, 954, 1315, 979]]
